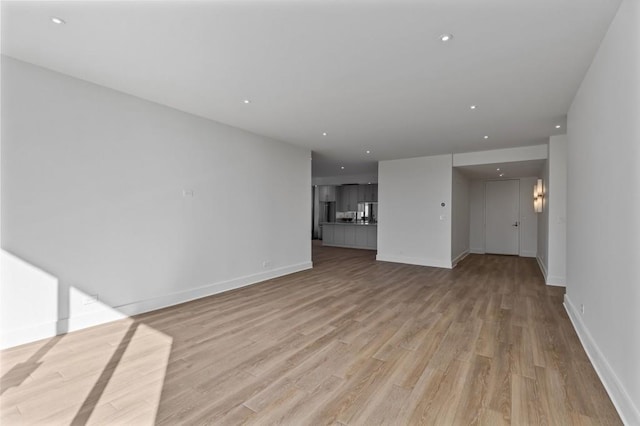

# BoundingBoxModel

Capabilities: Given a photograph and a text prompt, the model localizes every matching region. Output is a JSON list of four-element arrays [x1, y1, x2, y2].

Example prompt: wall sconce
[[533, 178, 544, 213]]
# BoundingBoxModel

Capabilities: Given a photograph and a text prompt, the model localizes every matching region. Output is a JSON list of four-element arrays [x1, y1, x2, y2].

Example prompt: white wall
[[1, 57, 312, 349], [565, 0, 640, 423], [377, 155, 452, 268], [469, 180, 485, 253], [546, 135, 567, 285], [451, 168, 470, 264], [517, 176, 538, 258], [536, 156, 550, 276], [468, 177, 538, 257]]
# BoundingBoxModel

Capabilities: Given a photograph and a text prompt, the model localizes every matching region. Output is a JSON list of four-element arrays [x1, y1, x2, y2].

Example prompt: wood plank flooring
[[1, 242, 621, 425]]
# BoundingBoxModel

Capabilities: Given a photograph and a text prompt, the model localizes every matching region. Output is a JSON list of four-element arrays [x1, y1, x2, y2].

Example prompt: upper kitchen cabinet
[[337, 185, 359, 211], [358, 184, 378, 202], [318, 185, 336, 202]]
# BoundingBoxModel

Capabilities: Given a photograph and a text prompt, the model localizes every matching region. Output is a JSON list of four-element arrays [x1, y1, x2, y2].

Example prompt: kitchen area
[[312, 184, 378, 250]]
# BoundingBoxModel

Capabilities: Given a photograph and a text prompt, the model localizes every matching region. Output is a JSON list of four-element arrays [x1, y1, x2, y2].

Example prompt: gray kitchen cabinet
[[321, 223, 333, 241], [333, 225, 345, 244], [355, 226, 368, 246], [344, 225, 356, 245], [366, 226, 378, 246], [338, 186, 346, 211], [340, 185, 359, 211], [357, 185, 367, 202], [318, 185, 336, 202], [336, 186, 344, 211], [321, 223, 377, 250], [337, 185, 353, 211], [349, 186, 359, 210], [358, 184, 378, 202], [337, 184, 376, 211]]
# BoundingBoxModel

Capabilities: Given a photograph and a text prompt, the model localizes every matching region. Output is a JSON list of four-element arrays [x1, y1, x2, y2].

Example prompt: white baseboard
[[0, 322, 61, 351], [321, 242, 377, 251], [376, 254, 452, 269], [0, 261, 313, 350], [470, 248, 485, 254], [519, 250, 537, 258], [564, 295, 640, 425], [114, 261, 313, 318], [536, 256, 548, 279], [535, 256, 565, 286], [546, 275, 566, 287], [451, 250, 469, 268]]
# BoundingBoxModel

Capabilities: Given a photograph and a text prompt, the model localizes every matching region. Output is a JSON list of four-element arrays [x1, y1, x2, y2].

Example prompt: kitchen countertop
[[321, 221, 377, 226]]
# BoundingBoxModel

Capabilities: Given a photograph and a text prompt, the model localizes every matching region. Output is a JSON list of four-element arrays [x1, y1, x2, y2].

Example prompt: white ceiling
[[1, 0, 621, 177]]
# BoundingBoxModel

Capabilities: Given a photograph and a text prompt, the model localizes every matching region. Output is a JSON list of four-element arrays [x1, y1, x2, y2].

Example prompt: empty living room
[[1, 0, 638, 425]]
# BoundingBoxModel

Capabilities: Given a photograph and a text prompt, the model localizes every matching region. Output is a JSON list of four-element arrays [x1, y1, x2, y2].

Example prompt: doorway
[[485, 180, 520, 255]]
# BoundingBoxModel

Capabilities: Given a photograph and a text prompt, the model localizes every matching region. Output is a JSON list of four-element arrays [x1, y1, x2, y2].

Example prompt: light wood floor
[[1, 242, 621, 425]]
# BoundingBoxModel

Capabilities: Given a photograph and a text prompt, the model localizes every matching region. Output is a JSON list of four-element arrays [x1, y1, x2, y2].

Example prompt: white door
[[485, 180, 520, 255]]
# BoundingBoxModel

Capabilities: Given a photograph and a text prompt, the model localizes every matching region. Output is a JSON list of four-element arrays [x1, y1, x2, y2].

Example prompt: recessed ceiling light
[[341, 166, 345, 170], [484, 135, 489, 139], [555, 124, 562, 129], [496, 168, 500, 171], [366, 150, 371, 154], [368, 182, 372, 184], [439, 34, 453, 42], [51, 17, 65, 24], [243, 99, 251, 104], [322, 132, 327, 136], [470, 105, 477, 110], [499, 173, 505, 177]]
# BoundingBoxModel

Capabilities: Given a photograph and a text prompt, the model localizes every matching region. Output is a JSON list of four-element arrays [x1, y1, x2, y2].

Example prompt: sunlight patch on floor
[[0, 320, 172, 425]]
